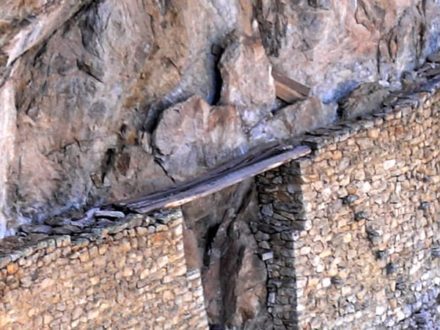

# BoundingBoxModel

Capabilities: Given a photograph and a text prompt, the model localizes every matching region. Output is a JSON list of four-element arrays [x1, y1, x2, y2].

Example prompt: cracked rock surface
[[1, 1, 440, 328], [1, 0, 439, 234]]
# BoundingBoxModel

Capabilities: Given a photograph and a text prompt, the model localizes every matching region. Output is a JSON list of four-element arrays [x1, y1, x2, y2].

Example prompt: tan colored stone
[[368, 129, 380, 139], [6, 263, 18, 275]]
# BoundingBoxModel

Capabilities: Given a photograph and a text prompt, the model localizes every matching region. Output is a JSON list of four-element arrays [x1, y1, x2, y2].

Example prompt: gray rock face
[[182, 181, 269, 329], [0, 0, 241, 227], [219, 37, 276, 127], [153, 96, 248, 182], [0, 1, 440, 329], [0, 0, 439, 255], [255, 0, 440, 102], [0, 0, 94, 82], [338, 82, 390, 120], [250, 97, 336, 142]]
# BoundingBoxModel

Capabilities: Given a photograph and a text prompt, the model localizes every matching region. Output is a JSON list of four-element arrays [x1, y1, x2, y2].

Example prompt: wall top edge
[[0, 208, 183, 270]]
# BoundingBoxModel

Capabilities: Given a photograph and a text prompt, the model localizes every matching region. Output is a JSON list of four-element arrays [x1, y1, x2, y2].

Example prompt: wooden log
[[424, 67, 440, 78], [118, 141, 282, 207], [272, 70, 310, 103], [116, 145, 311, 214]]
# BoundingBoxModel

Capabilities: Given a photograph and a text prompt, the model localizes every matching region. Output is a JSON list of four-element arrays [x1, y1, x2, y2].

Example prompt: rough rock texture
[[256, 0, 440, 102], [0, 0, 245, 234], [182, 181, 270, 329], [338, 82, 390, 119], [0, 81, 439, 329], [0, 0, 94, 81], [250, 97, 336, 142], [1, 0, 440, 237], [219, 37, 276, 127], [1, 3, 440, 328], [153, 96, 248, 182], [0, 79, 16, 237]]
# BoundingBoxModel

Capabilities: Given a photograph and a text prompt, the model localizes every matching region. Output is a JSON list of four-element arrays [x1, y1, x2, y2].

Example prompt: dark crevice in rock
[[181, 180, 269, 328], [203, 223, 221, 267], [76, 59, 104, 83], [151, 148, 176, 185], [210, 44, 224, 106], [270, 98, 290, 114], [254, 0, 287, 57], [78, 0, 106, 57], [100, 148, 117, 184], [142, 94, 191, 134]]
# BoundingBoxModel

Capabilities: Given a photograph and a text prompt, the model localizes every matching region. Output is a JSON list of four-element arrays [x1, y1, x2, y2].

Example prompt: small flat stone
[[96, 219, 114, 227], [70, 218, 95, 228], [431, 247, 440, 258], [343, 195, 359, 205], [44, 217, 71, 227], [366, 227, 382, 244], [153, 210, 177, 224], [419, 201, 430, 210], [383, 159, 396, 170], [331, 276, 344, 286], [395, 279, 406, 291], [94, 210, 125, 219], [375, 250, 388, 260], [25, 233, 50, 242], [52, 225, 82, 235], [354, 211, 368, 221], [261, 251, 274, 261], [20, 224, 53, 235], [366, 227, 381, 238], [386, 262, 398, 275], [258, 241, 271, 250], [0, 256, 11, 269]]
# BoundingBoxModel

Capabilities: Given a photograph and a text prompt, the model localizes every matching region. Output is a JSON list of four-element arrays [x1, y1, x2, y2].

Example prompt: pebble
[[343, 195, 359, 205]]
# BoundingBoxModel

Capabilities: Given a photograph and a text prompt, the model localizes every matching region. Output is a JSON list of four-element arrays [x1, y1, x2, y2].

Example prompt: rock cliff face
[[2, 0, 439, 233], [1, 0, 440, 328]]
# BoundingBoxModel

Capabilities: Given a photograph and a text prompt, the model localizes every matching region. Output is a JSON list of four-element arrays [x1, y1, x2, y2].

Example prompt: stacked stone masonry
[[0, 210, 208, 329], [256, 90, 440, 329]]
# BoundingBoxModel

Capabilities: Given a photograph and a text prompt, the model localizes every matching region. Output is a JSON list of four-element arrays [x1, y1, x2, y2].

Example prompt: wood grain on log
[[116, 144, 311, 214], [272, 70, 310, 103]]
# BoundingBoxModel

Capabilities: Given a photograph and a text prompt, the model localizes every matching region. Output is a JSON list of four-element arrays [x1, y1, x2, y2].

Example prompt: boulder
[[250, 97, 336, 142], [219, 37, 276, 127], [338, 82, 390, 120], [153, 96, 248, 182]]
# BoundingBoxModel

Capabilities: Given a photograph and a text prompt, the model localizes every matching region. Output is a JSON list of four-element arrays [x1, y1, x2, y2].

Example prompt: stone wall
[[0, 210, 208, 329], [256, 90, 440, 329]]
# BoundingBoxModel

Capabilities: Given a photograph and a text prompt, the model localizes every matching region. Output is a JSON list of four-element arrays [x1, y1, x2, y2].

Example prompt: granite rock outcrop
[[1, 0, 440, 235], [1, 1, 440, 328]]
